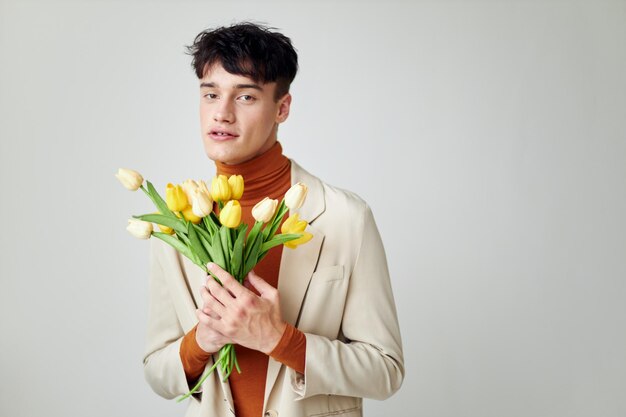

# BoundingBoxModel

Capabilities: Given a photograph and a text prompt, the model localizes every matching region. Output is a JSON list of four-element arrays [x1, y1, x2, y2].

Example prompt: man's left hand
[[201, 262, 287, 354]]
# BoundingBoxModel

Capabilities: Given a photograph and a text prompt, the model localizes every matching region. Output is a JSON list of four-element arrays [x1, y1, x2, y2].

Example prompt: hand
[[201, 263, 287, 354], [195, 302, 234, 354]]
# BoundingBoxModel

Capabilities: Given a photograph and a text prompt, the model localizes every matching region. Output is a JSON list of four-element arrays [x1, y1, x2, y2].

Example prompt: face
[[199, 63, 291, 165]]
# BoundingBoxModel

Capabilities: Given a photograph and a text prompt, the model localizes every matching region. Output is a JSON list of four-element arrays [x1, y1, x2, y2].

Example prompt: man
[[143, 22, 404, 417]]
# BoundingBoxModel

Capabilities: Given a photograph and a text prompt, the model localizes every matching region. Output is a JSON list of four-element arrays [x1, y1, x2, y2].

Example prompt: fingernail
[[207, 262, 215, 270]]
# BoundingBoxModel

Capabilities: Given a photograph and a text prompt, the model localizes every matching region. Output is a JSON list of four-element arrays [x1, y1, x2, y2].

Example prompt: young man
[[143, 22, 404, 417]]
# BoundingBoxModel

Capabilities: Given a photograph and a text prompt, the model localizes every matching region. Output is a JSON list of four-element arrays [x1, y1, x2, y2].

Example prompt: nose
[[213, 100, 235, 123]]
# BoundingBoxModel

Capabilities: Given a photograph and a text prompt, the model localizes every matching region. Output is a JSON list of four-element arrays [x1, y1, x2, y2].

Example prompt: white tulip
[[115, 168, 144, 191], [126, 218, 153, 239], [181, 179, 199, 202], [252, 197, 278, 223], [191, 188, 213, 218], [197, 180, 211, 197], [284, 182, 308, 210]]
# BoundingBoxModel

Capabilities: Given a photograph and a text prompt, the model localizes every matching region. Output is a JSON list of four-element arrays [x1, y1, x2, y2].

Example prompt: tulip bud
[[182, 205, 202, 224], [219, 200, 242, 228], [165, 183, 188, 212], [115, 168, 144, 191], [280, 213, 313, 249], [126, 218, 153, 239], [228, 175, 244, 200], [285, 182, 308, 210], [252, 197, 278, 223], [191, 188, 213, 218], [211, 175, 231, 202], [181, 179, 199, 202]]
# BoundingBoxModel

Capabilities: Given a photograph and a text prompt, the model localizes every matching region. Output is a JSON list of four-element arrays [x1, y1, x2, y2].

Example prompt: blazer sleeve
[[289, 204, 405, 400], [143, 238, 207, 399]]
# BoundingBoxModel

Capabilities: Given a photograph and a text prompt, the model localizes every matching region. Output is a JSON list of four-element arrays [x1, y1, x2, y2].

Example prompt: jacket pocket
[[297, 265, 348, 337], [311, 264, 344, 282], [309, 406, 362, 417]]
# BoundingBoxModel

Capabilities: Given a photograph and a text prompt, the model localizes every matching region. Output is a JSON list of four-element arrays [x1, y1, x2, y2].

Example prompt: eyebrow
[[200, 82, 263, 91]]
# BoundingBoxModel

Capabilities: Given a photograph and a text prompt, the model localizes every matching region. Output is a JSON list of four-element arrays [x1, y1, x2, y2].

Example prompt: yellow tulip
[[280, 213, 313, 249], [115, 168, 144, 191], [126, 218, 153, 239], [191, 188, 213, 218], [219, 200, 241, 228], [182, 205, 202, 224], [152, 211, 175, 234], [228, 175, 244, 200], [285, 182, 308, 210], [157, 224, 174, 234], [165, 183, 188, 212], [251, 197, 278, 223], [211, 175, 231, 202]]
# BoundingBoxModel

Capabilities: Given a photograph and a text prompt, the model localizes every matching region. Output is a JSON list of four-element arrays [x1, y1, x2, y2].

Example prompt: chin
[[204, 147, 244, 165]]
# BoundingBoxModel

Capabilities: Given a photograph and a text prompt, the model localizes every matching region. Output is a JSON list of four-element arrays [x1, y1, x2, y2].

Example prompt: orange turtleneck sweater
[[179, 141, 307, 417]]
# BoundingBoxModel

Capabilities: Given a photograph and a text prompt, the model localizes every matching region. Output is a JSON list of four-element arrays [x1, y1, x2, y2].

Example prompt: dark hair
[[185, 22, 299, 101]]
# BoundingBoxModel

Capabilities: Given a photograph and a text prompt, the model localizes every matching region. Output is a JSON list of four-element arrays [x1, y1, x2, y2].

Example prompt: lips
[[209, 128, 239, 141]]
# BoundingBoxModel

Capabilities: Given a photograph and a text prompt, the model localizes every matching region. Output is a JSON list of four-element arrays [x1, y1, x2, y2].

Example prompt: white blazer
[[143, 160, 404, 417]]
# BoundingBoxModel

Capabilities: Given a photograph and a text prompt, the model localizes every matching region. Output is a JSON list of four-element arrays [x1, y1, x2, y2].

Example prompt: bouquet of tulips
[[115, 168, 312, 401]]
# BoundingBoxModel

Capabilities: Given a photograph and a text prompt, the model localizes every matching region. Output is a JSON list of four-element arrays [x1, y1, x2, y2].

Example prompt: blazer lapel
[[263, 159, 326, 405]]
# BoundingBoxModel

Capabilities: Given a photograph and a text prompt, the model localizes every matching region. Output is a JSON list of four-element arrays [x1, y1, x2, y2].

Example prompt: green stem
[[176, 357, 220, 403]]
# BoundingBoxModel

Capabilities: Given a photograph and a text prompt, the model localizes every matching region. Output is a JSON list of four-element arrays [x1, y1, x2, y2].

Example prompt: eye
[[204, 93, 218, 99], [239, 94, 255, 102]]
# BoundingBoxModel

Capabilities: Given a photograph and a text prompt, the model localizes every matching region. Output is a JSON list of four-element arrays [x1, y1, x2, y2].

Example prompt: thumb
[[246, 270, 273, 296]]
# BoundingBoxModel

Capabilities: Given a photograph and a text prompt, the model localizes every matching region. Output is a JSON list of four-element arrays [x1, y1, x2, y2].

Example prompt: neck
[[214, 141, 291, 205]]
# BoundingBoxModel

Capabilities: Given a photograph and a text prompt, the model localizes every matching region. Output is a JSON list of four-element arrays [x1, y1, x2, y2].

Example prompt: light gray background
[[1, 1, 625, 416]]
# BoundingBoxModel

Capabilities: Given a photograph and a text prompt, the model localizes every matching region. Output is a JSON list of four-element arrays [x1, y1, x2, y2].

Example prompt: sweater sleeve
[[269, 323, 306, 374], [179, 324, 212, 385]]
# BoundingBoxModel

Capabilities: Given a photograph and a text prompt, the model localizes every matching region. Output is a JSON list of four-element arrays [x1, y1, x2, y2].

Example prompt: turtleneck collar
[[215, 141, 291, 206]]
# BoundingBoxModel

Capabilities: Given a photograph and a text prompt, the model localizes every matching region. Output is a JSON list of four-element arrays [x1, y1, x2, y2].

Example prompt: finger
[[243, 278, 253, 291], [195, 308, 225, 334], [202, 307, 221, 319], [207, 263, 247, 298], [205, 275, 236, 306], [195, 308, 214, 325], [200, 285, 227, 316], [246, 270, 275, 297]]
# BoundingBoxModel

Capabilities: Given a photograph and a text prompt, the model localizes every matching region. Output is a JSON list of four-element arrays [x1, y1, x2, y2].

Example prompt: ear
[[275, 93, 292, 124]]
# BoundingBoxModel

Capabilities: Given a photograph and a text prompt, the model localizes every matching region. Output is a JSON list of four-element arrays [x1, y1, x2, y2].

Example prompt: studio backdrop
[[1, 1, 625, 416]]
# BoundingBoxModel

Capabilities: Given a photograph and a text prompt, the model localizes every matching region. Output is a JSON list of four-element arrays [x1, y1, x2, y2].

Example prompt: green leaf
[[210, 211, 221, 227], [244, 221, 263, 261], [203, 216, 217, 235], [152, 232, 207, 273], [193, 223, 212, 242], [259, 233, 302, 253], [152, 231, 189, 255], [175, 229, 191, 246], [187, 221, 210, 265], [211, 231, 226, 270], [219, 227, 231, 272], [230, 225, 247, 282], [198, 233, 213, 263], [133, 213, 186, 233], [146, 181, 176, 219], [243, 234, 263, 277]]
